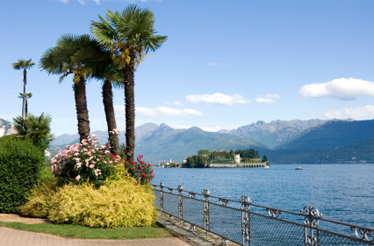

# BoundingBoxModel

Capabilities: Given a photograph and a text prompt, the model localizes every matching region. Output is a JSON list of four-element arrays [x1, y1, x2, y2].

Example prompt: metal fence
[[153, 183, 374, 246]]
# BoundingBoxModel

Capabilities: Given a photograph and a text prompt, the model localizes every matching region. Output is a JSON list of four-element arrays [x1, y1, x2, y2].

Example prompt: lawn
[[0, 221, 174, 240]]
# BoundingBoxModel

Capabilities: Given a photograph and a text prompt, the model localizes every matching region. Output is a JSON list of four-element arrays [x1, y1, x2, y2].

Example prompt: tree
[[93, 63, 123, 155], [13, 113, 54, 151], [230, 149, 235, 159], [186, 157, 195, 168], [262, 155, 268, 162], [91, 5, 167, 163], [40, 34, 106, 142], [198, 149, 210, 156], [12, 59, 35, 118], [18, 93, 32, 116]]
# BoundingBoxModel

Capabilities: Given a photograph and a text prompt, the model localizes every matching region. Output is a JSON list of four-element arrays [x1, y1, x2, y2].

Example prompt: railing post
[[160, 182, 164, 212], [240, 195, 252, 246], [301, 206, 322, 246], [203, 189, 211, 237], [178, 185, 184, 226]]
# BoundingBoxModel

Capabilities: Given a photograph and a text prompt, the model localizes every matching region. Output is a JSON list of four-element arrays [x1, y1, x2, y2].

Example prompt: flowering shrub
[[125, 155, 154, 185], [50, 134, 119, 187]]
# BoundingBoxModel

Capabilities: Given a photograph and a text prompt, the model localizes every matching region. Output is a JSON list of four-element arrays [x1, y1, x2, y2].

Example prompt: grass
[[0, 221, 174, 240]]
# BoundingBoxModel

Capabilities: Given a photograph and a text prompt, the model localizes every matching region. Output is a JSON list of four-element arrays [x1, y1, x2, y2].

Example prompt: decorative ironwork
[[154, 184, 374, 246], [203, 189, 211, 234], [301, 206, 323, 246], [300, 206, 322, 228], [189, 192, 196, 198], [219, 198, 229, 206], [178, 185, 184, 222], [350, 226, 374, 242], [240, 195, 251, 211], [266, 208, 282, 218], [160, 182, 164, 211], [241, 216, 250, 245]]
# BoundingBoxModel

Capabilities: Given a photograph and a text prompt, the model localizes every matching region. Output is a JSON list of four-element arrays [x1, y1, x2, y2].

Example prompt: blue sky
[[1, 0, 374, 136]]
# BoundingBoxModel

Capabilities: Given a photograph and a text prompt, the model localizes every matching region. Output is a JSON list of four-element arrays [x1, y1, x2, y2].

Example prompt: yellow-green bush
[[20, 165, 158, 228], [19, 176, 58, 218]]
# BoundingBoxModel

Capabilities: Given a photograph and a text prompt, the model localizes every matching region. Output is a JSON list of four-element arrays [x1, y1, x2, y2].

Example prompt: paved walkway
[[0, 227, 193, 246]]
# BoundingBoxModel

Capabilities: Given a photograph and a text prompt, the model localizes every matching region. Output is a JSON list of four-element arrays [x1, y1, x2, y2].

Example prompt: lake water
[[152, 164, 374, 229]]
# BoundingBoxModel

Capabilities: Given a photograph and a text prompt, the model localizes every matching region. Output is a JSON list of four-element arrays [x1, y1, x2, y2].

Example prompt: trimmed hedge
[[0, 135, 45, 213]]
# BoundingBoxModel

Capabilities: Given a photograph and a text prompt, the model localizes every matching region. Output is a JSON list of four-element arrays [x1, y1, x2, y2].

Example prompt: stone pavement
[[0, 226, 193, 246]]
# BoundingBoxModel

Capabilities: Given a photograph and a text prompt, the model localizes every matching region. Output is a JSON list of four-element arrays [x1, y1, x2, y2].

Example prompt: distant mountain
[[134, 126, 267, 164], [263, 137, 374, 164], [228, 119, 328, 148], [0, 118, 16, 137], [275, 119, 374, 150]]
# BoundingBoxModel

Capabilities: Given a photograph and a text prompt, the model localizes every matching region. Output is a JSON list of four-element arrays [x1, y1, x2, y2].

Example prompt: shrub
[[48, 165, 157, 228], [19, 176, 57, 218], [125, 155, 155, 185], [50, 134, 118, 187], [0, 135, 45, 213]]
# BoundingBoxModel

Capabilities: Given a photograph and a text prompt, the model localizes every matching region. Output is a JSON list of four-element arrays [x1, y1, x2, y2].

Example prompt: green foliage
[[197, 149, 209, 156], [186, 157, 195, 168], [13, 113, 54, 151], [262, 155, 268, 162], [125, 155, 155, 185], [19, 176, 58, 218], [235, 149, 260, 159], [0, 135, 44, 213], [20, 166, 158, 228]]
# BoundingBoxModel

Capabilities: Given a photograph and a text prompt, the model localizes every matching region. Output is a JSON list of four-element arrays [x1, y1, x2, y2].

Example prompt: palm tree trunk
[[73, 76, 90, 142], [123, 64, 135, 164], [22, 69, 26, 118], [25, 98, 28, 116], [102, 79, 120, 155]]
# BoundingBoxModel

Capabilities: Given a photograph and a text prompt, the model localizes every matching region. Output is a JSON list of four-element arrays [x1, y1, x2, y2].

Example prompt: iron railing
[[153, 182, 374, 246]]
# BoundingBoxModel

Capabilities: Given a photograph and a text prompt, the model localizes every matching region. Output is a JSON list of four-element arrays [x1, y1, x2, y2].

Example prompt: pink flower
[[104, 150, 110, 154], [76, 162, 82, 168], [89, 164, 95, 169], [94, 169, 101, 176], [75, 175, 81, 181]]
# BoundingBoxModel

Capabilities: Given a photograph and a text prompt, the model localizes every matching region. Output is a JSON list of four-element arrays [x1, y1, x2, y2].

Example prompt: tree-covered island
[[181, 149, 269, 168]]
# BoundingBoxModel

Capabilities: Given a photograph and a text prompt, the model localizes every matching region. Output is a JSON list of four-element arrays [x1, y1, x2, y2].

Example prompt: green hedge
[[0, 135, 45, 213]]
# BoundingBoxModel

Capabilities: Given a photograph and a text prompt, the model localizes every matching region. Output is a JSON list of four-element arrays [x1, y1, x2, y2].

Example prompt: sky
[[1, 0, 374, 136]]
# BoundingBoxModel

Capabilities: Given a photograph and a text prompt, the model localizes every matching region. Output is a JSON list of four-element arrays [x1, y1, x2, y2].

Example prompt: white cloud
[[185, 93, 250, 105], [324, 105, 374, 120], [208, 63, 219, 66], [55, 0, 68, 3], [299, 78, 374, 101], [165, 101, 184, 107], [77, 0, 85, 4], [115, 105, 202, 118], [256, 94, 280, 104]]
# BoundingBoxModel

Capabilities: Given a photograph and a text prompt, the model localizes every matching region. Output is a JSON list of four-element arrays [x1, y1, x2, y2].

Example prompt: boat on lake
[[295, 167, 302, 170]]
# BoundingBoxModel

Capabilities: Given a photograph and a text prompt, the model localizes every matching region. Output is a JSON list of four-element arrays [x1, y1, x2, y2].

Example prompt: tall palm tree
[[18, 93, 32, 116], [12, 59, 35, 118], [91, 5, 167, 163], [93, 64, 123, 156], [40, 34, 108, 142]]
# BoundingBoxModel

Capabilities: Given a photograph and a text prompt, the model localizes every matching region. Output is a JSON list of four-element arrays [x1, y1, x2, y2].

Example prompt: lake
[[152, 164, 374, 229]]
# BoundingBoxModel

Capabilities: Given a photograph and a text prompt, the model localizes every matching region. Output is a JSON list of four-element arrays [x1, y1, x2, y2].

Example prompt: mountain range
[[2, 117, 373, 164]]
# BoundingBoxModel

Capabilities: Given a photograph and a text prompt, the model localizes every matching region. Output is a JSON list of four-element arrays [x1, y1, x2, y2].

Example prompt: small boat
[[295, 167, 302, 170]]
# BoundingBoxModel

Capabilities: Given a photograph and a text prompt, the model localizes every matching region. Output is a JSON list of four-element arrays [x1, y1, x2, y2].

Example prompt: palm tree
[[18, 93, 32, 116], [12, 59, 35, 118], [93, 64, 123, 156], [13, 113, 54, 151], [40, 34, 108, 142], [91, 5, 167, 163]]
